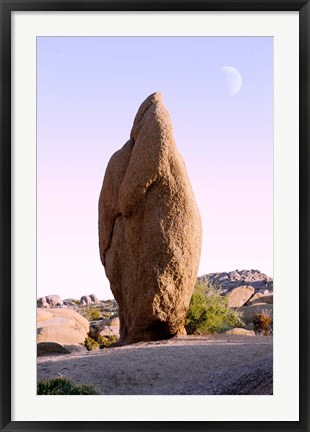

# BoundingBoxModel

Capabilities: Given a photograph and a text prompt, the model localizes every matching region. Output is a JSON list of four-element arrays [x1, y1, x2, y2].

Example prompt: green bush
[[185, 283, 244, 334], [89, 310, 101, 321], [97, 335, 117, 349], [79, 307, 99, 321], [84, 334, 117, 350], [37, 377, 97, 395], [84, 336, 99, 351], [79, 307, 111, 321]]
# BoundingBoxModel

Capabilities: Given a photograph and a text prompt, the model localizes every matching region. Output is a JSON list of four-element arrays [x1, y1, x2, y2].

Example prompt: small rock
[[89, 317, 120, 339], [37, 342, 70, 357], [224, 328, 255, 336], [63, 298, 77, 306]]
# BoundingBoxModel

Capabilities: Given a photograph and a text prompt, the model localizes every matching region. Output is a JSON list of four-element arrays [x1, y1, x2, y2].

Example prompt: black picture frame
[[1, 1, 309, 431]]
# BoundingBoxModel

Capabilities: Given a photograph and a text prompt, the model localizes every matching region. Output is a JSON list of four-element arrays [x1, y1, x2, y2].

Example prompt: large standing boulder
[[99, 93, 202, 343]]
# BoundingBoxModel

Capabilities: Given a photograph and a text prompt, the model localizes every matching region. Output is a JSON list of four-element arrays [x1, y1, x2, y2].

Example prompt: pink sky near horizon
[[37, 36, 273, 300]]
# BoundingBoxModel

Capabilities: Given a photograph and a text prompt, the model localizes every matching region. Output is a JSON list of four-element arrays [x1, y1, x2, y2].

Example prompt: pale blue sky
[[37, 36, 273, 300]]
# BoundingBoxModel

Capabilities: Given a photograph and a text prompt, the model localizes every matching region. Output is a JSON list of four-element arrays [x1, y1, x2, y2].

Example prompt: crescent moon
[[220, 66, 243, 96]]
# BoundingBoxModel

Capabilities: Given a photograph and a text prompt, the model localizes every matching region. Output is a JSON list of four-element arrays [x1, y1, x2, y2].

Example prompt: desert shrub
[[97, 335, 117, 349], [185, 283, 244, 335], [253, 309, 273, 335], [37, 377, 97, 395], [84, 334, 117, 350], [89, 310, 101, 321], [73, 299, 81, 305], [84, 336, 99, 351], [79, 307, 101, 321]]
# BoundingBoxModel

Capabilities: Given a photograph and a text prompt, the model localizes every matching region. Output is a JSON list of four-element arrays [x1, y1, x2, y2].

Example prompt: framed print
[[1, 1, 309, 431]]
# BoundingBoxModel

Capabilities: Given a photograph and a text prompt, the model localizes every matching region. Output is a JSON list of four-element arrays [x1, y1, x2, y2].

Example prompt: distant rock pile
[[80, 294, 100, 306], [98, 92, 202, 343], [37, 295, 63, 308], [198, 269, 273, 295]]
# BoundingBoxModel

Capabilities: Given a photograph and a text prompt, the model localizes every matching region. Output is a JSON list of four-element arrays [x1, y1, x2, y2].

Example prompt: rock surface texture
[[37, 308, 89, 345], [226, 286, 255, 308], [99, 93, 202, 343]]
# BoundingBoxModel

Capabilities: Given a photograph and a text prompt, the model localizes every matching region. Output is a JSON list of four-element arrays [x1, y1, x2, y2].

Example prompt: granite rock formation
[[198, 269, 273, 295], [37, 308, 89, 345], [80, 295, 92, 306], [80, 295, 100, 306], [226, 286, 255, 308], [37, 295, 63, 308], [99, 92, 202, 343]]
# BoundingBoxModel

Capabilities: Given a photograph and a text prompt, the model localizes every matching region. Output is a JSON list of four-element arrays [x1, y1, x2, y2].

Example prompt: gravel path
[[37, 335, 273, 395]]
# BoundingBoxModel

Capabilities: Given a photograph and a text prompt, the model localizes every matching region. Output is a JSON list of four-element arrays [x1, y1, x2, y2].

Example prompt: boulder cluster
[[37, 295, 63, 308], [37, 293, 101, 308], [36, 295, 119, 355], [199, 269, 273, 295], [80, 294, 100, 306]]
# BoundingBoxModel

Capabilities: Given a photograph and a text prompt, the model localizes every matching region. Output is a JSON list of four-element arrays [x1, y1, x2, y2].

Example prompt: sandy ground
[[37, 335, 273, 395]]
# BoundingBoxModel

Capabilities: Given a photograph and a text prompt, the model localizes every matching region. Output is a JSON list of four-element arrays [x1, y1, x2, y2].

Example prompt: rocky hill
[[198, 269, 273, 295]]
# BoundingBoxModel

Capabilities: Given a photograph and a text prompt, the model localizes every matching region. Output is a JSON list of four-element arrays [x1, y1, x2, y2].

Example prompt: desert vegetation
[[185, 283, 244, 335], [84, 335, 117, 351], [37, 377, 97, 395], [74, 304, 117, 322], [253, 309, 273, 335]]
